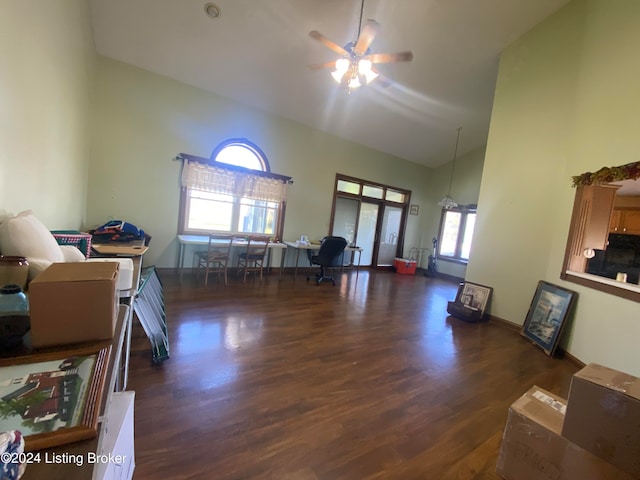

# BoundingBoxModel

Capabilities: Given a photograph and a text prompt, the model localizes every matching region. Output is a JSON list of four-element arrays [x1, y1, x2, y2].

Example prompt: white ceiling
[[89, 0, 571, 168]]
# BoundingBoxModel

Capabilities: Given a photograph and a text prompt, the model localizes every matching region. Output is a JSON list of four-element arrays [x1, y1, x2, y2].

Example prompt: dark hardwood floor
[[127, 269, 579, 479]]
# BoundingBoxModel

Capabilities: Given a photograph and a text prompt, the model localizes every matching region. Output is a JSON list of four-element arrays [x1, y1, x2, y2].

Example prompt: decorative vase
[[0, 256, 29, 290]]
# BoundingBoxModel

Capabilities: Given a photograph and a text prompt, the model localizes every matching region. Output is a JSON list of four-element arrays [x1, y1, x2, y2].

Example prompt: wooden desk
[[14, 306, 131, 480], [177, 235, 287, 280], [283, 241, 363, 279]]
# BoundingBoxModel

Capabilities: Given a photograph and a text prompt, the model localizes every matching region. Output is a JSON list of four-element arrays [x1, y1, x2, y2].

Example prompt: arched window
[[211, 139, 270, 172], [179, 139, 288, 240]]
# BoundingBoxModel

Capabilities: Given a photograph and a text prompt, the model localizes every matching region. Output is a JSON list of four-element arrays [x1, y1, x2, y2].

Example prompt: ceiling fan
[[308, 0, 413, 92]]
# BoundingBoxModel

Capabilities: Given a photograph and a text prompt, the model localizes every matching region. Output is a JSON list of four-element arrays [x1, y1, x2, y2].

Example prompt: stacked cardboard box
[[562, 364, 640, 478], [29, 262, 120, 348], [497, 363, 640, 480]]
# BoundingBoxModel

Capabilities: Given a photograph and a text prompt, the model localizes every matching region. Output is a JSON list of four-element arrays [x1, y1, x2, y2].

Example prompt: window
[[438, 207, 477, 261], [179, 140, 289, 239]]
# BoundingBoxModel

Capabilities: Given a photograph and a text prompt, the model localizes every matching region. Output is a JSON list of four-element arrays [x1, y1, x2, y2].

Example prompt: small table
[[283, 241, 363, 279], [176, 235, 287, 281], [90, 243, 148, 391]]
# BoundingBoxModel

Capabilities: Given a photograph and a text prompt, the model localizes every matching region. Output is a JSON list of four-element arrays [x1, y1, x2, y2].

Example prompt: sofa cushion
[[0, 210, 65, 279]]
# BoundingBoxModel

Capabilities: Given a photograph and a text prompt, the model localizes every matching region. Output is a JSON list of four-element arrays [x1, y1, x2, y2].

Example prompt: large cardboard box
[[496, 386, 633, 480], [29, 262, 119, 348], [562, 363, 640, 478]]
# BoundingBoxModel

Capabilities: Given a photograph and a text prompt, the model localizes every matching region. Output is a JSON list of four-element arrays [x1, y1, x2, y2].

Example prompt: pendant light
[[438, 127, 461, 209]]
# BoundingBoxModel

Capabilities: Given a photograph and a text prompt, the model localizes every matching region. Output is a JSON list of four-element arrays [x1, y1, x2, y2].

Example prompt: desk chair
[[194, 233, 233, 286], [307, 236, 348, 286], [237, 235, 270, 283]]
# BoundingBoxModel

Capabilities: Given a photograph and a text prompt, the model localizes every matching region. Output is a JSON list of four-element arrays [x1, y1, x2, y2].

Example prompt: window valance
[[178, 153, 290, 203]]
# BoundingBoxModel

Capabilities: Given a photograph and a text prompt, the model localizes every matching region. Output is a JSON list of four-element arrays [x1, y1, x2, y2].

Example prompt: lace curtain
[[181, 161, 288, 202]]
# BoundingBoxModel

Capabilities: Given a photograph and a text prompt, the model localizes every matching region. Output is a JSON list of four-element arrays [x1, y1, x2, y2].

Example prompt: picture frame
[[0, 344, 111, 451], [447, 281, 493, 322], [409, 204, 419, 215], [521, 281, 577, 357], [457, 281, 493, 316]]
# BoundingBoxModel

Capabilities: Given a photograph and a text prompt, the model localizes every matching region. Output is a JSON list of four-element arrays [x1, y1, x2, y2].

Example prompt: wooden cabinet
[[610, 208, 640, 235], [565, 185, 619, 272]]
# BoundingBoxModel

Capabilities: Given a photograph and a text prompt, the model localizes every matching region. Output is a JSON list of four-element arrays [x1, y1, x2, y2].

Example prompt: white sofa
[[0, 210, 133, 291]]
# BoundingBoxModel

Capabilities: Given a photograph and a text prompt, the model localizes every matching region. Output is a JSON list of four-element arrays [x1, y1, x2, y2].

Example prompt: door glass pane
[[362, 185, 383, 199], [440, 211, 462, 257], [378, 206, 402, 266], [357, 203, 379, 266], [385, 190, 405, 203], [337, 180, 360, 194], [332, 197, 358, 246], [460, 213, 476, 259]]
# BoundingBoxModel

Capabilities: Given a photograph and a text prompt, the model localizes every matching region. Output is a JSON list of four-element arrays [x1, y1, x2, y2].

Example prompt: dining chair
[[236, 235, 270, 283], [194, 233, 233, 286]]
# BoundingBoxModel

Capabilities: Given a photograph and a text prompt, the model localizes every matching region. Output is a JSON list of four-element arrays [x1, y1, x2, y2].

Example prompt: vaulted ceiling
[[89, 0, 571, 167]]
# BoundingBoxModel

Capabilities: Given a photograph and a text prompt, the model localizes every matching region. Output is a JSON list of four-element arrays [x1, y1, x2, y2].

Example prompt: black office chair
[[306, 236, 348, 286]]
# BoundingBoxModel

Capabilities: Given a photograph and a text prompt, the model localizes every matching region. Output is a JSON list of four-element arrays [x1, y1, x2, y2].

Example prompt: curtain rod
[[176, 153, 293, 184]]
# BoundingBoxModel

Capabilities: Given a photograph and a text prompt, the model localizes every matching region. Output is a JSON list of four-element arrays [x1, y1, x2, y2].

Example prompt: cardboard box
[[29, 262, 119, 348], [496, 386, 634, 480], [394, 257, 417, 275], [562, 363, 640, 478]]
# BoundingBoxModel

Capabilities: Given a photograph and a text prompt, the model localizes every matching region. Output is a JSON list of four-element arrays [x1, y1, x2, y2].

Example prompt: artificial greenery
[[571, 161, 640, 187]]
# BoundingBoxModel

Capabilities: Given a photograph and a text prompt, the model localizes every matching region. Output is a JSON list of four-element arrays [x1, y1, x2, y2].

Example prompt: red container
[[394, 258, 417, 275]]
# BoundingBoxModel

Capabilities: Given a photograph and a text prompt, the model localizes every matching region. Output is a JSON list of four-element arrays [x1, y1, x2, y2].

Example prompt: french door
[[330, 175, 410, 268]]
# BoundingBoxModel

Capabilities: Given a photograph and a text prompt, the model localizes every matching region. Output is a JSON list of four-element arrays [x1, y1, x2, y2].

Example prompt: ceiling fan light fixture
[[348, 75, 362, 89], [358, 59, 378, 83], [331, 58, 350, 83], [308, 0, 412, 92], [437, 195, 458, 209]]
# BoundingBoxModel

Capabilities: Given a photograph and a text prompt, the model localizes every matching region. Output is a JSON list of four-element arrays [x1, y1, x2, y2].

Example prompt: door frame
[[329, 174, 411, 269]]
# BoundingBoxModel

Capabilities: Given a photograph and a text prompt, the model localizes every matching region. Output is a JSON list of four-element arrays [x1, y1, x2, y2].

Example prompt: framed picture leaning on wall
[[521, 281, 578, 356], [447, 281, 493, 322]]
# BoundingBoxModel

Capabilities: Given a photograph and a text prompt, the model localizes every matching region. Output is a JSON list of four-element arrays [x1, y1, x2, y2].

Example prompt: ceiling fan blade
[[307, 61, 338, 71], [309, 31, 348, 56], [353, 19, 380, 56], [366, 51, 413, 64]]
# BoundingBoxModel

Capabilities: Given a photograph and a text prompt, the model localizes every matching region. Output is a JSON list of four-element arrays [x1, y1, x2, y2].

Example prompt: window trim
[[177, 142, 290, 240], [437, 205, 477, 263]]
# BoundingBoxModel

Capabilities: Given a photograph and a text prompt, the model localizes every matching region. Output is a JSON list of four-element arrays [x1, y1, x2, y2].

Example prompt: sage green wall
[[0, 0, 94, 229], [428, 146, 485, 277], [466, 0, 640, 375], [87, 57, 436, 268]]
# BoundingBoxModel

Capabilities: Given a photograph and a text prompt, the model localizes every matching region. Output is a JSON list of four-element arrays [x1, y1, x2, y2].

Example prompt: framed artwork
[[409, 204, 419, 215], [457, 281, 493, 316], [521, 281, 577, 356], [0, 345, 111, 451]]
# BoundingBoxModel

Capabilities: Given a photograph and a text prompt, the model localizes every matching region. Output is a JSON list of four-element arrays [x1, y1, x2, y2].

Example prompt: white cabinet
[[93, 392, 135, 480]]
